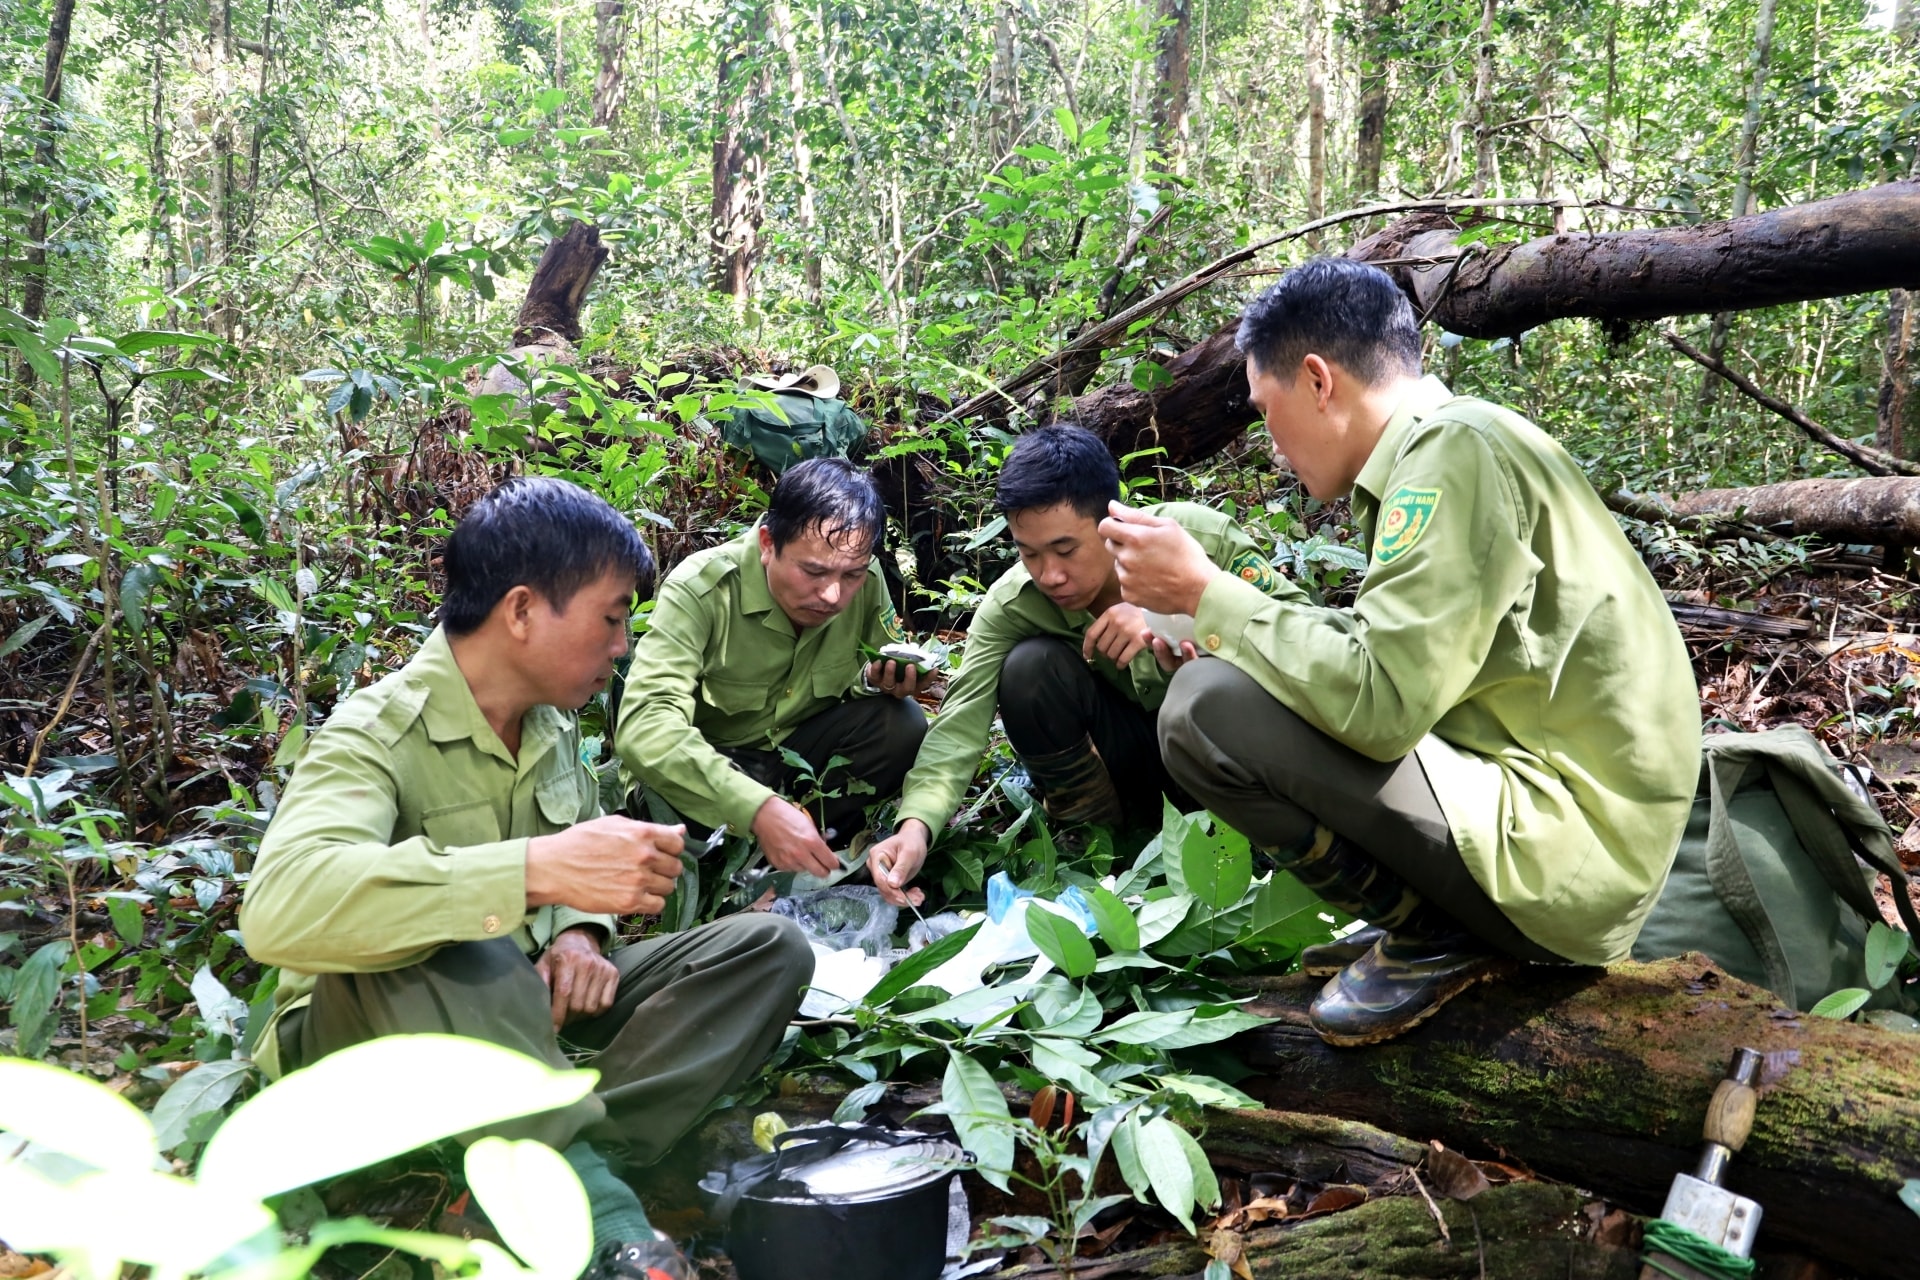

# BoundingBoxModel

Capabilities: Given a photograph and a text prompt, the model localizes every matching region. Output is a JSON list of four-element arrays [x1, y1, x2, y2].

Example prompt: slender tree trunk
[[1152, 0, 1191, 176], [1351, 0, 1400, 203], [1700, 0, 1781, 405], [1467, 0, 1496, 196], [21, 0, 79, 353], [768, 0, 820, 301], [240, 0, 275, 259], [1305, 0, 1326, 240], [709, 4, 768, 304], [591, 1, 631, 129], [990, 2, 1021, 159], [1878, 8, 1918, 460]]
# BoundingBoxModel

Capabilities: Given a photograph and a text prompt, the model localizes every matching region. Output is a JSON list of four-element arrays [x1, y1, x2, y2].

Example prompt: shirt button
[[482, 914, 501, 934], [1205, 634, 1222, 652], [785, 687, 793, 697]]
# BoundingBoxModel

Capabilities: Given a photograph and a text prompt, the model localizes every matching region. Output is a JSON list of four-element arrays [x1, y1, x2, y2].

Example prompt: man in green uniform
[[241, 477, 814, 1276], [615, 458, 926, 879], [1102, 259, 1700, 1045], [867, 425, 1286, 906]]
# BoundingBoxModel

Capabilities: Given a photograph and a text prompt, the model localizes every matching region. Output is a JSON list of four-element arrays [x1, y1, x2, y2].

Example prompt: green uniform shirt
[[615, 526, 906, 832], [1194, 377, 1700, 965], [239, 627, 615, 1071], [896, 502, 1280, 837]]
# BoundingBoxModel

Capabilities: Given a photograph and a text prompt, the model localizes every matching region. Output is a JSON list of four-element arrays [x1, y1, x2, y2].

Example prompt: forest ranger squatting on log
[[865, 425, 1291, 907], [613, 458, 928, 879], [1101, 259, 1703, 1046], [239, 478, 813, 1280]]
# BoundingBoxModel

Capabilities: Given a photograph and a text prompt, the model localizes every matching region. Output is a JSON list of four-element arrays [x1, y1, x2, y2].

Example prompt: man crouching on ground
[[240, 476, 813, 1278], [1102, 259, 1700, 1047]]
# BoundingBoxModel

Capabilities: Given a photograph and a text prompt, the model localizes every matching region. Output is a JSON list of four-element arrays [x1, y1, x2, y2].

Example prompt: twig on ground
[[1410, 1170, 1452, 1246]]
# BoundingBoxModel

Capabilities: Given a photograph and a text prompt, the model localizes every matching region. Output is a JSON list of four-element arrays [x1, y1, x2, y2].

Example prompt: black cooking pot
[[700, 1124, 969, 1280]]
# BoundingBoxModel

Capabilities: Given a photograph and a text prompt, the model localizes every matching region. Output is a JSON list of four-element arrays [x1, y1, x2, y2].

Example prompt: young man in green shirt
[[1102, 259, 1700, 1046], [241, 477, 813, 1278], [868, 425, 1285, 907], [615, 459, 926, 878]]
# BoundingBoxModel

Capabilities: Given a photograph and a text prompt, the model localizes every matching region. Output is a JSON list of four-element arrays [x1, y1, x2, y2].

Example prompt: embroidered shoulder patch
[[1228, 548, 1284, 595], [1373, 486, 1442, 566], [879, 599, 908, 644]]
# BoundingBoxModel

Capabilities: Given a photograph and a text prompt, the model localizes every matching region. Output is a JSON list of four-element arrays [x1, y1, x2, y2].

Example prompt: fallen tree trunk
[[1663, 476, 1920, 545], [1231, 955, 1920, 1279], [1348, 179, 1920, 340]]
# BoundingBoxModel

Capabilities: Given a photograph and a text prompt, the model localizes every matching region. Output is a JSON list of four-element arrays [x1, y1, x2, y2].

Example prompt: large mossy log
[[1662, 476, 1920, 545], [1230, 956, 1920, 1279]]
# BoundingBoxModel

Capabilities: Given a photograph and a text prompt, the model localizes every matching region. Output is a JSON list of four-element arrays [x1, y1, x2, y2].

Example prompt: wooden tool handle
[[1703, 1076, 1757, 1150]]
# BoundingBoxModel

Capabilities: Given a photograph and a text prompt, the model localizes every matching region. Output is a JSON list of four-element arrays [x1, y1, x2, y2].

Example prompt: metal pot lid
[[757, 1136, 967, 1204]]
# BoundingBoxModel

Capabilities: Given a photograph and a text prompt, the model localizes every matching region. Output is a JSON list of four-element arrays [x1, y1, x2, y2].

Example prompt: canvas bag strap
[[1702, 743, 1800, 1006]]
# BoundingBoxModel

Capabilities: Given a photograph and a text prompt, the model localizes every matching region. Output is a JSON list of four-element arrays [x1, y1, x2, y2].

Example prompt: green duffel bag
[[1632, 726, 1919, 1012], [721, 389, 869, 475]]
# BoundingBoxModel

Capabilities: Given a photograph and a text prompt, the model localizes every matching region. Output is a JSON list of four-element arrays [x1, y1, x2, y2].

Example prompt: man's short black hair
[[1236, 258, 1423, 386], [763, 457, 886, 555], [993, 424, 1120, 521], [440, 476, 655, 635]]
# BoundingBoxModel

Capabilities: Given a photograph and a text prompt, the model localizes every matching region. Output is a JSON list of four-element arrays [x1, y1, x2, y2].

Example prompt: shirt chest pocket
[[535, 770, 585, 831], [421, 800, 502, 850], [703, 676, 771, 716]]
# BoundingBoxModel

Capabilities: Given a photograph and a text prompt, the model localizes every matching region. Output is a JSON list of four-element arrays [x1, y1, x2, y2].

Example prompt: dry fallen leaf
[[1301, 1185, 1369, 1216], [1215, 1195, 1292, 1232], [1207, 1226, 1254, 1280], [1427, 1141, 1492, 1201]]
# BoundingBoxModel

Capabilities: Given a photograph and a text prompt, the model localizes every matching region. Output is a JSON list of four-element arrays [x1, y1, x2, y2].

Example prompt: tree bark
[[1232, 957, 1920, 1279], [709, 4, 768, 303], [1351, 0, 1400, 204], [990, 2, 1021, 160], [20, 0, 79, 345], [1069, 320, 1255, 468], [1305, 1, 1326, 237], [1152, 0, 1191, 177], [1700, 0, 1781, 405], [591, 0, 631, 130], [1662, 476, 1920, 545], [1347, 180, 1920, 340], [511, 222, 609, 347], [1884, 285, 1919, 463], [768, 0, 821, 301], [1467, 0, 1497, 197]]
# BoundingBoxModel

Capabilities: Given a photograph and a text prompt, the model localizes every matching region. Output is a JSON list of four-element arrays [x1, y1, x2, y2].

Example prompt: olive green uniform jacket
[[1193, 377, 1700, 965], [614, 527, 906, 832], [239, 627, 615, 1076], [895, 502, 1280, 837]]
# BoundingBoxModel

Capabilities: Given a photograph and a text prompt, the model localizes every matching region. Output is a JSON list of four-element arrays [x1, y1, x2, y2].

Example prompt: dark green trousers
[[280, 914, 813, 1170], [1158, 659, 1561, 964], [999, 636, 1189, 832], [715, 694, 927, 840]]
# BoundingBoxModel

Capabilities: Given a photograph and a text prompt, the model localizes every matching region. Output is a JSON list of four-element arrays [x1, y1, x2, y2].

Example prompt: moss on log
[[1231, 956, 1920, 1278]]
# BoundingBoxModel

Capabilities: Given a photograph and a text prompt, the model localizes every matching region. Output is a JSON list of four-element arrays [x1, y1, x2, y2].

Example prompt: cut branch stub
[[513, 221, 610, 347]]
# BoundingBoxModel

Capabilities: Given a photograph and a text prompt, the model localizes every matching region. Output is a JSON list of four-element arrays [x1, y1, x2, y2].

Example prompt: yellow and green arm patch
[[1373, 486, 1442, 566], [879, 598, 909, 644], [1228, 549, 1285, 596]]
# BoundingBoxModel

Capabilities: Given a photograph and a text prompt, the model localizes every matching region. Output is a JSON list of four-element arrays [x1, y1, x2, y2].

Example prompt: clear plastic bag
[[770, 885, 901, 957]]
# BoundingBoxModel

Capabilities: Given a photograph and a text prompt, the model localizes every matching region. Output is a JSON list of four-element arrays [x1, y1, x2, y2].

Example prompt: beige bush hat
[[742, 363, 842, 399]]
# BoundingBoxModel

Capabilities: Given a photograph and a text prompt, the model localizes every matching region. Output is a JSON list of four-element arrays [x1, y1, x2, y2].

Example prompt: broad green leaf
[[1109, 1112, 1150, 1201], [1026, 902, 1096, 979], [931, 1049, 1013, 1191], [1095, 1006, 1271, 1050], [9, 941, 69, 1059], [1138, 1115, 1200, 1231], [1150, 1072, 1261, 1110], [113, 329, 219, 356], [903, 981, 1034, 1027], [1158, 801, 1195, 896], [1029, 1039, 1113, 1104], [1087, 885, 1140, 952], [1180, 819, 1252, 911], [1809, 987, 1872, 1020], [120, 561, 160, 633], [0, 1162, 274, 1273], [0, 614, 49, 660], [464, 1137, 592, 1278], [863, 919, 981, 1008], [151, 1059, 254, 1153], [198, 1034, 598, 1198], [833, 1080, 888, 1124], [105, 894, 145, 948], [1094, 1007, 1193, 1045], [0, 1055, 158, 1175], [1034, 982, 1103, 1037], [45, 552, 92, 570], [1136, 893, 1193, 948], [1865, 922, 1909, 989]]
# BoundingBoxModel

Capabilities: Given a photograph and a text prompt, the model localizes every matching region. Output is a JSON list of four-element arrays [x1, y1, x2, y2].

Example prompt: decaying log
[[513, 221, 609, 347], [1348, 180, 1920, 340], [1231, 956, 1920, 1279], [1066, 320, 1258, 469], [986, 1183, 1639, 1280], [1663, 476, 1920, 545]]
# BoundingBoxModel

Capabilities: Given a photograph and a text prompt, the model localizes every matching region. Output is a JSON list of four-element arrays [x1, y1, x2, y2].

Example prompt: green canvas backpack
[[1631, 726, 1919, 1013], [721, 389, 869, 475]]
